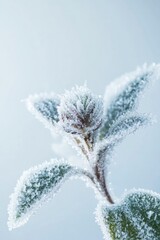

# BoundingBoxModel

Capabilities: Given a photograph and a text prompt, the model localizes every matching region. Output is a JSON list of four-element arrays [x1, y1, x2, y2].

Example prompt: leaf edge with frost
[[8, 159, 90, 230], [96, 189, 160, 240], [25, 93, 60, 132]]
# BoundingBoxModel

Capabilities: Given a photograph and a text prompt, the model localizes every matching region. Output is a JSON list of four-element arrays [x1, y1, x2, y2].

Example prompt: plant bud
[[58, 86, 103, 135]]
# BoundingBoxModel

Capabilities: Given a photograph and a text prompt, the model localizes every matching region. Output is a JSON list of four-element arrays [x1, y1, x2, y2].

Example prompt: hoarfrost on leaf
[[100, 63, 160, 139], [97, 189, 160, 240], [26, 93, 60, 130], [105, 113, 150, 139], [8, 160, 84, 230]]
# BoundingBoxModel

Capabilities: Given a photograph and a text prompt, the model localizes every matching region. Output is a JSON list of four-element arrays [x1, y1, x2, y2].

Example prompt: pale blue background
[[0, 0, 160, 239]]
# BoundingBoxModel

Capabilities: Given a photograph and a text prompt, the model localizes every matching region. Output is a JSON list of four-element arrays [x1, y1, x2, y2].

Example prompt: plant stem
[[103, 179, 114, 204], [94, 165, 114, 204], [77, 133, 115, 204]]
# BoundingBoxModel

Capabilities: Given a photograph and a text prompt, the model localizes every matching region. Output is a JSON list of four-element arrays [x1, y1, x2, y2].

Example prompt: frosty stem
[[94, 165, 114, 204], [78, 134, 114, 204], [104, 183, 114, 204]]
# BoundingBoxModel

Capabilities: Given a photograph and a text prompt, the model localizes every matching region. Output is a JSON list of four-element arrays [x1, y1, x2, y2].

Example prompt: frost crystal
[[58, 85, 103, 135], [97, 189, 160, 240], [8, 160, 76, 230]]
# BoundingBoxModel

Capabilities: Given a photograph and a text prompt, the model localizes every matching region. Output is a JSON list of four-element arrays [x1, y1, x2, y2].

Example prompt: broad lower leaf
[[98, 190, 160, 240], [26, 93, 60, 128], [8, 160, 78, 230], [100, 63, 160, 139]]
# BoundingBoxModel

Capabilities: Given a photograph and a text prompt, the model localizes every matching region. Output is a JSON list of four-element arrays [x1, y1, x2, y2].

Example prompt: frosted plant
[[8, 63, 160, 239]]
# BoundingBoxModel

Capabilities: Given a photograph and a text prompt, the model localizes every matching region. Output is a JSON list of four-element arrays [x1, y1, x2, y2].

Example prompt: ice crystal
[[8, 63, 160, 240], [97, 189, 160, 240]]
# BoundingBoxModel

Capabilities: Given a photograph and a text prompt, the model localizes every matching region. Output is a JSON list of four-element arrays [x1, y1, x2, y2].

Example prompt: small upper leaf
[[93, 114, 149, 182], [8, 160, 77, 230], [26, 93, 60, 129], [99, 190, 160, 240], [100, 63, 160, 139], [106, 114, 150, 139]]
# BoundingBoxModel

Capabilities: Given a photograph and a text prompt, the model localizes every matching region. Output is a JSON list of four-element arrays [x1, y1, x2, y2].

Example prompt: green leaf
[[106, 114, 149, 139], [8, 160, 77, 230], [100, 190, 160, 240], [100, 64, 159, 139], [26, 93, 60, 128]]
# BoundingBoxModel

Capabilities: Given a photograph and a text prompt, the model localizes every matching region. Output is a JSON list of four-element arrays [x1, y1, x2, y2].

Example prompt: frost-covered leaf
[[8, 160, 80, 230], [106, 114, 150, 139], [98, 190, 160, 240], [100, 63, 160, 139], [93, 114, 149, 185], [26, 93, 60, 129]]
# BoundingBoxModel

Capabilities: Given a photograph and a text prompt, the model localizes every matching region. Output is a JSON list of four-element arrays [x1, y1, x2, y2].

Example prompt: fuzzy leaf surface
[[26, 93, 60, 127], [100, 64, 160, 139], [101, 190, 160, 240], [8, 160, 78, 230], [106, 114, 149, 139]]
